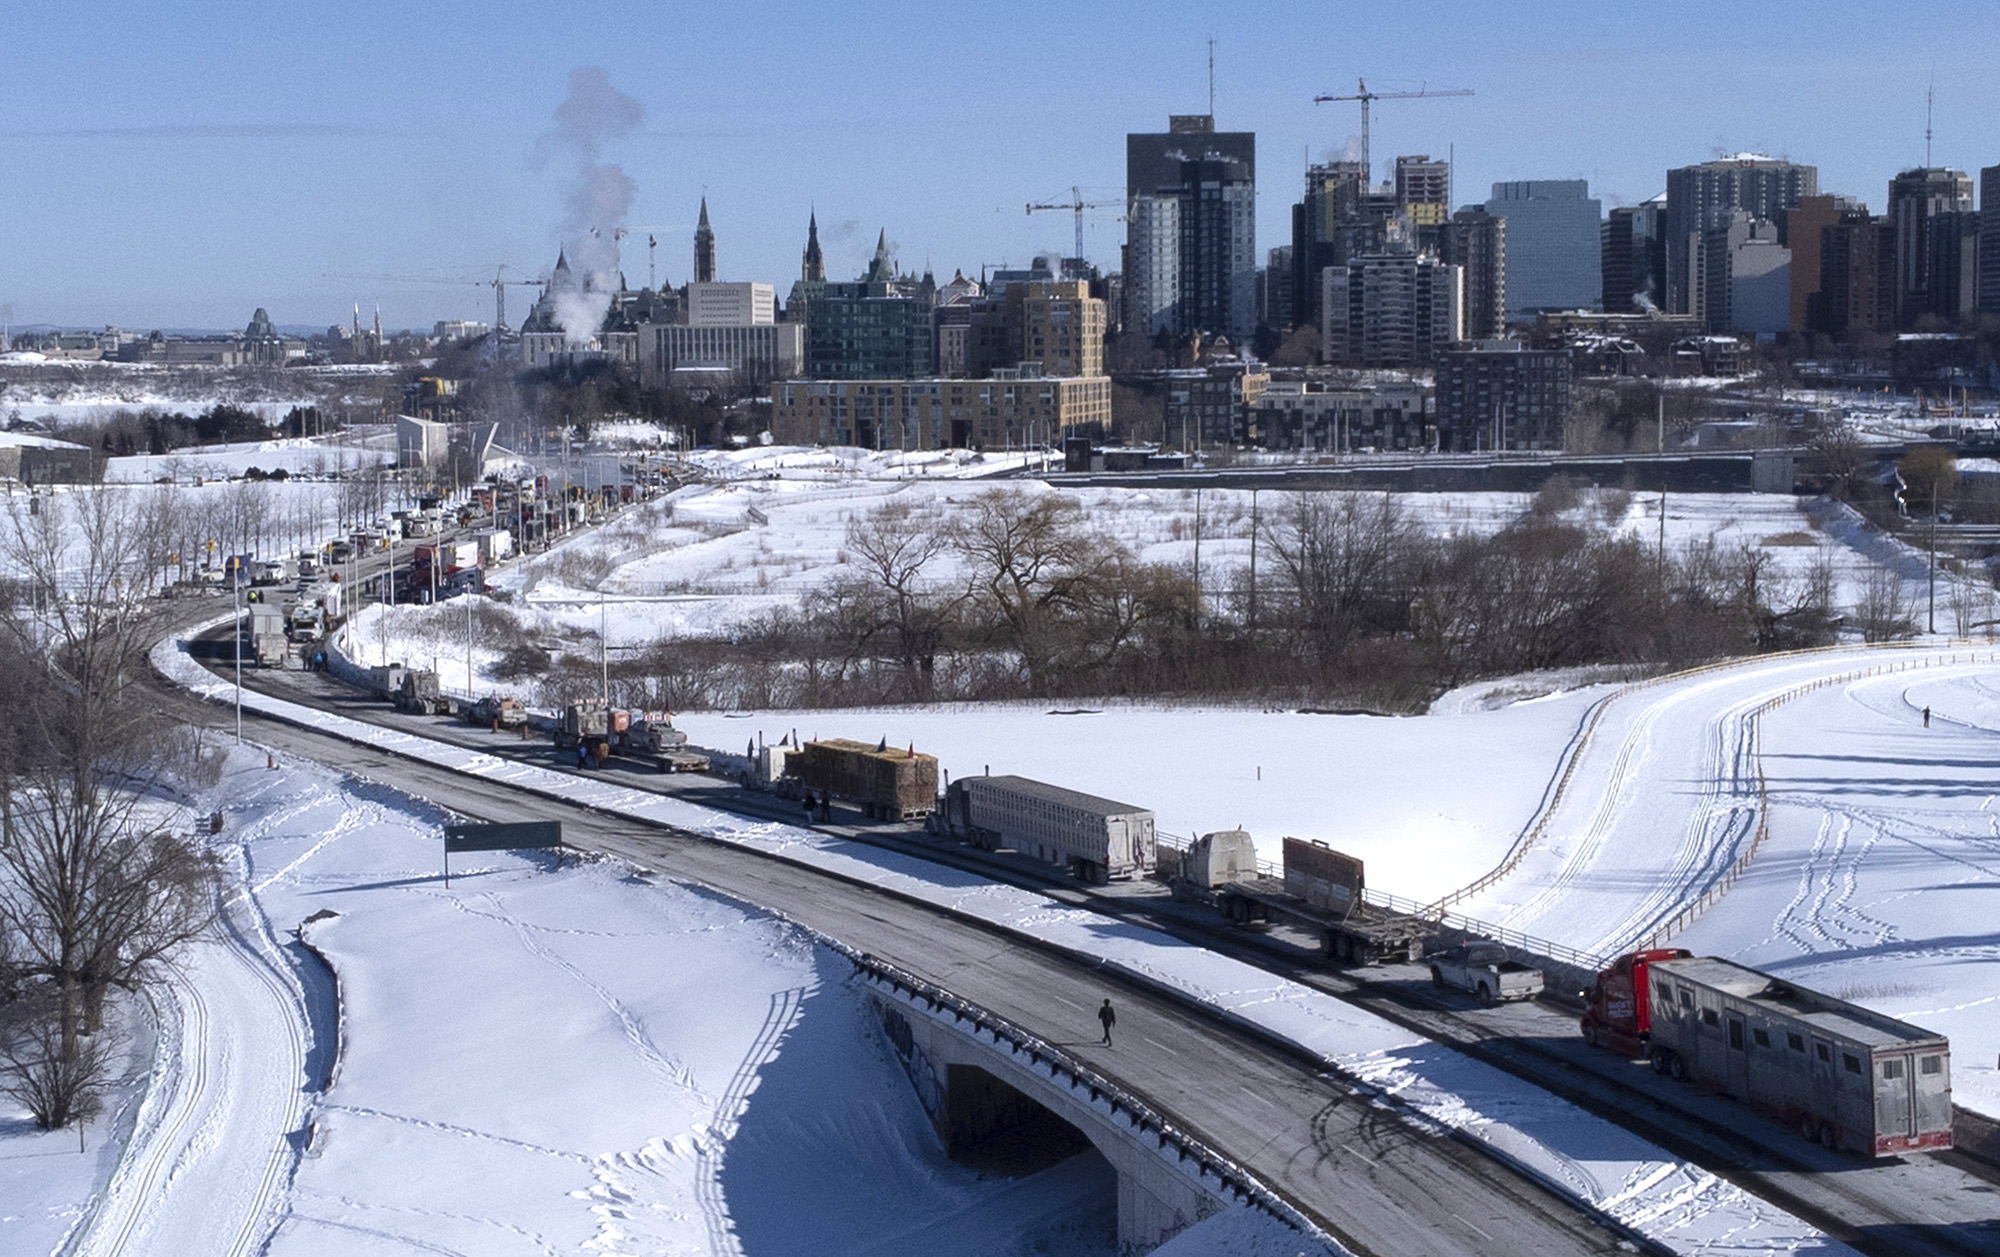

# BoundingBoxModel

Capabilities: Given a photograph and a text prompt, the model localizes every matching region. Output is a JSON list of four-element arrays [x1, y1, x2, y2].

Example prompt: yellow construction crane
[[1312, 79, 1473, 182], [1025, 186, 1122, 265]]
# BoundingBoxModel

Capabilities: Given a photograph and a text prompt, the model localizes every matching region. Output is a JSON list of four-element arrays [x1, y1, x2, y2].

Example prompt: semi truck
[[1426, 940, 1545, 1005], [933, 774, 1155, 882], [1174, 831, 1434, 965], [621, 714, 710, 773], [553, 704, 627, 757], [246, 605, 289, 667], [392, 669, 450, 716], [1581, 950, 1953, 1156], [785, 737, 937, 820]]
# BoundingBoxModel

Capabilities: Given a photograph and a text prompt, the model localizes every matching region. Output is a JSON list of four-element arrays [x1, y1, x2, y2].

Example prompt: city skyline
[[2, 0, 1994, 330]]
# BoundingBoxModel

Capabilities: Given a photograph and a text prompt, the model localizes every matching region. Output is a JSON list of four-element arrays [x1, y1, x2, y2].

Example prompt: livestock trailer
[[1597, 952, 1952, 1156], [940, 774, 1155, 882]]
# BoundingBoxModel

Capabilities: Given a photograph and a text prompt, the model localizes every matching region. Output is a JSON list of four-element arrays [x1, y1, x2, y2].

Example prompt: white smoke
[[534, 68, 644, 346]]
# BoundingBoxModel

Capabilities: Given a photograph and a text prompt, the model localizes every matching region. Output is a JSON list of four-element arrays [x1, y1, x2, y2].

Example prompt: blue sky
[[2, 0, 1993, 331]]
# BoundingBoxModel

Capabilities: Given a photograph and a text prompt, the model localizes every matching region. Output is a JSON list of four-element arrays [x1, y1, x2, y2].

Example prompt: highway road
[[166, 634, 2000, 1256]]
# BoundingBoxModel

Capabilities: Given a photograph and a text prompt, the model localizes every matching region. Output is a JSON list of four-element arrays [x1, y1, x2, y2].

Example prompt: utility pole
[[233, 573, 243, 744], [1248, 488, 1259, 631], [1191, 488, 1204, 625], [1929, 480, 1937, 634]]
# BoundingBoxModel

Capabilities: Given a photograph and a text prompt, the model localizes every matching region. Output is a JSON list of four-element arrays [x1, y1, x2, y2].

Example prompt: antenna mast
[[1925, 79, 1934, 167], [1208, 38, 1215, 116]]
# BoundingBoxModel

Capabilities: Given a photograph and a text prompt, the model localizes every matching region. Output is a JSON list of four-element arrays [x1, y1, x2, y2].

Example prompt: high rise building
[[1395, 154, 1451, 228], [1814, 211, 1895, 338], [693, 198, 716, 284], [1288, 161, 1392, 331], [1321, 250, 1464, 367], [1701, 211, 1790, 334], [1442, 207, 1506, 339], [1785, 195, 1860, 333], [1259, 246, 1294, 331], [1982, 165, 2000, 316], [1125, 115, 1256, 341], [1484, 180, 1602, 315], [1664, 155, 1817, 316], [1888, 168, 1977, 325], [1601, 197, 1666, 313]]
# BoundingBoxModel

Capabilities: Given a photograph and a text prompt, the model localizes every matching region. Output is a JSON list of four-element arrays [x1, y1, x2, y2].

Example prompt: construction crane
[[1312, 79, 1473, 183], [1025, 187, 1122, 267], [329, 267, 543, 332], [614, 225, 683, 291]]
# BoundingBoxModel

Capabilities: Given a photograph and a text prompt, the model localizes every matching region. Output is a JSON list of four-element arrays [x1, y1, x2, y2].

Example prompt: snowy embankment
[[153, 624, 1861, 1256], [11, 743, 1174, 1257]]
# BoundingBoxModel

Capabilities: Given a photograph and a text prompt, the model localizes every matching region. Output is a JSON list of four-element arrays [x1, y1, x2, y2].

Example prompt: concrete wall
[[868, 983, 1253, 1253]]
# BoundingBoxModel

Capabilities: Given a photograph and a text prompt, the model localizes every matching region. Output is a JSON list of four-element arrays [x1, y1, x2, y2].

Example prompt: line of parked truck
[[729, 737, 1953, 1158], [321, 676, 1963, 1161]]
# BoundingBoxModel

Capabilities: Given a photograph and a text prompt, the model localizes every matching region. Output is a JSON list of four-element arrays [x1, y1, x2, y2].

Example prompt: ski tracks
[[70, 892, 312, 1257]]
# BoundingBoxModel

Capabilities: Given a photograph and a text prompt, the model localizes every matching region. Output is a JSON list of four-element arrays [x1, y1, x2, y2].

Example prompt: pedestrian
[[1923, 706, 1932, 728], [802, 793, 815, 824], [819, 792, 832, 823], [577, 743, 588, 769], [1098, 998, 1116, 1046]]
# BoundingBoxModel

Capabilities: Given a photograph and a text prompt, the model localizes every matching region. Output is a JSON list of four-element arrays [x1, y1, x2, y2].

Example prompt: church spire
[[693, 197, 716, 283], [801, 210, 824, 283]]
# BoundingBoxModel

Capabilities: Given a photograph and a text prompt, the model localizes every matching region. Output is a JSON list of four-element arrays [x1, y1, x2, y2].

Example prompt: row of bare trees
[[0, 488, 219, 1132], [571, 484, 1875, 714]]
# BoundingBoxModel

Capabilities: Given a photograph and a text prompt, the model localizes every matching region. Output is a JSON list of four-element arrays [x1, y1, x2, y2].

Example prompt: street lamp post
[[233, 570, 243, 743]]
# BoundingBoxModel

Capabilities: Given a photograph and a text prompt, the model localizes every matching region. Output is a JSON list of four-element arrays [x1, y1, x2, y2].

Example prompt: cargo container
[[1582, 951, 1953, 1156], [935, 774, 1154, 882], [787, 738, 937, 820]]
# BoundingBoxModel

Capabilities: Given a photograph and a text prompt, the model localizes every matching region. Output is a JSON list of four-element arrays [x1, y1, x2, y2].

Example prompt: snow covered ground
[[1442, 645, 2000, 1119], [11, 743, 1294, 1257], [366, 459, 1973, 705], [132, 626, 1871, 1255]]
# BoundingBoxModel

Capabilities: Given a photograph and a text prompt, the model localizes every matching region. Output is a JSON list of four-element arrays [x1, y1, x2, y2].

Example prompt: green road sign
[[443, 821, 563, 853]]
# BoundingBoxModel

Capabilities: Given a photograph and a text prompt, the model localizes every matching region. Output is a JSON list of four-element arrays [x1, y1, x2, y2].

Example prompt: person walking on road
[[1098, 998, 1116, 1046], [1923, 706, 1932, 728]]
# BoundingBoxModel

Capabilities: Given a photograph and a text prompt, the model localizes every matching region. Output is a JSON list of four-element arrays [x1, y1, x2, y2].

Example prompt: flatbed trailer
[[788, 737, 938, 820], [1175, 832, 1434, 965]]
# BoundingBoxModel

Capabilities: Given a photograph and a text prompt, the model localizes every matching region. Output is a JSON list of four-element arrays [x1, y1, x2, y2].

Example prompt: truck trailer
[[786, 738, 937, 820], [1582, 950, 1953, 1156], [935, 774, 1155, 882], [1174, 832, 1434, 965]]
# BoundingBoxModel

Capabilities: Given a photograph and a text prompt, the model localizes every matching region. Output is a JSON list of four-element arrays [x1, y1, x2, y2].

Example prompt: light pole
[[233, 570, 243, 743]]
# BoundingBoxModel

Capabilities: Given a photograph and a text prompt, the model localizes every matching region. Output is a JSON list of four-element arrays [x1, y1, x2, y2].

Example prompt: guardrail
[[830, 938, 1344, 1253]]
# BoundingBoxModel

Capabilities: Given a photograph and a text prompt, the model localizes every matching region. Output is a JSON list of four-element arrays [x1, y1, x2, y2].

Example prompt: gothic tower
[[693, 198, 716, 283], [801, 211, 825, 283]]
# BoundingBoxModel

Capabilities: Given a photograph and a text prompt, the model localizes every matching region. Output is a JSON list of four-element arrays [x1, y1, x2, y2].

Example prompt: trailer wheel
[[1321, 931, 1339, 960], [1650, 1048, 1673, 1075], [1817, 1121, 1837, 1150], [1430, 967, 1444, 989], [1670, 1054, 1689, 1082], [1799, 1113, 1819, 1144]]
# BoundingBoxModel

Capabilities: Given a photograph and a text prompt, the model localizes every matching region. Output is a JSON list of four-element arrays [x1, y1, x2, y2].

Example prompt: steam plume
[[534, 68, 644, 345]]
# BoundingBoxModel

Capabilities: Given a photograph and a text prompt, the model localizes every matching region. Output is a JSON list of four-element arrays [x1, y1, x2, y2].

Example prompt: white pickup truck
[[1427, 940, 1545, 1005]]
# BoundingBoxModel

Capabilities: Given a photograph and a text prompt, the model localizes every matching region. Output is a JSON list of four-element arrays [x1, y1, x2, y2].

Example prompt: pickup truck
[[1427, 940, 1545, 1005]]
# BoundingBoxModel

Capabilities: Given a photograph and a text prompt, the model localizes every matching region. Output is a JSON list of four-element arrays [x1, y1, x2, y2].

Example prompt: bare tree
[[835, 500, 966, 699], [0, 982, 118, 1130], [0, 486, 220, 1124], [953, 490, 1119, 693]]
